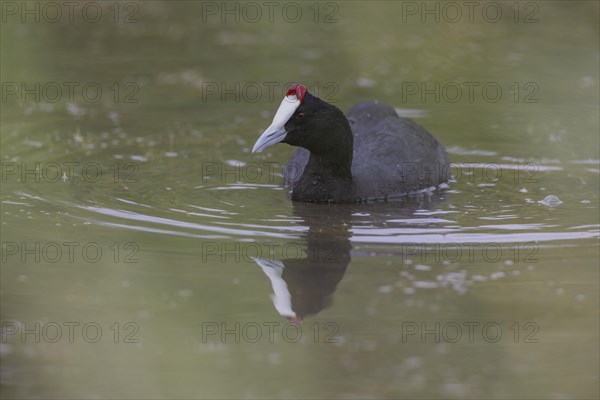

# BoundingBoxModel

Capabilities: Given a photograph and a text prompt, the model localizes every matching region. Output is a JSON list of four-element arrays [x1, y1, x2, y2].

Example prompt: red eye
[[296, 112, 305, 121]]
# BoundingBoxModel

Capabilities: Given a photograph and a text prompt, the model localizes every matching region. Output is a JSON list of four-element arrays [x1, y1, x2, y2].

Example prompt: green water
[[1, 1, 599, 399]]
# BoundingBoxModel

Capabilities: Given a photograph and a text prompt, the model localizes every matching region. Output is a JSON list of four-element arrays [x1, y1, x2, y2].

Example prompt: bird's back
[[284, 101, 449, 201]]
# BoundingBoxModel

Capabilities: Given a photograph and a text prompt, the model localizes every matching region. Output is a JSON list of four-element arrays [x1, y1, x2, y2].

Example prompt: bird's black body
[[281, 93, 449, 203]]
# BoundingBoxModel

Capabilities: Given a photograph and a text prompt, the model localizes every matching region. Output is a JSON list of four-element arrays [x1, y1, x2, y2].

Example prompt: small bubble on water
[[490, 271, 505, 280], [356, 77, 376, 88], [414, 281, 438, 289], [108, 111, 120, 124], [225, 160, 246, 167], [414, 264, 431, 271], [539, 195, 562, 207], [579, 76, 595, 88], [137, 310, 151, 320], [333, 336, 346, 347], [378, 285, 393, 294], [0, 344, 12, 356], [403, 287, 416, 295], [403, 356, 423, 369], [267, 353, 281, 365]]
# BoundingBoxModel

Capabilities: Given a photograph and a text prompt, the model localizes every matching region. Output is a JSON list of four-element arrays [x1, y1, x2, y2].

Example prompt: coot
[[252, 84, 449, 203]]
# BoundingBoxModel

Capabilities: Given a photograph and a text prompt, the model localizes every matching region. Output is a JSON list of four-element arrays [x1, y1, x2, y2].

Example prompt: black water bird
[[252, 84, 449, 203]]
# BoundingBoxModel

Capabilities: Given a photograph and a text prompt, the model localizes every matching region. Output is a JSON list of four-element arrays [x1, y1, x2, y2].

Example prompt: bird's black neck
[[293, 126, 354, 203], [306, 142, 353, 180]]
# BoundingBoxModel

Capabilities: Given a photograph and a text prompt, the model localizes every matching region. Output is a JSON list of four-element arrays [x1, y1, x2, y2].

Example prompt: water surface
[[1, 2, 599, 399]]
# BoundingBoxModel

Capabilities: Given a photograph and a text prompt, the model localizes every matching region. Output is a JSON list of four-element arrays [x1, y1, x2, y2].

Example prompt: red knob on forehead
[[286, 83, 307, 102]]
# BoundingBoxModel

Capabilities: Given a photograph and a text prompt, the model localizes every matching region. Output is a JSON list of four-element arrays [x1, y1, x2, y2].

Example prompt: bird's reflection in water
[[255, 195, 446, 322], [254, 202, 351, 323]]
